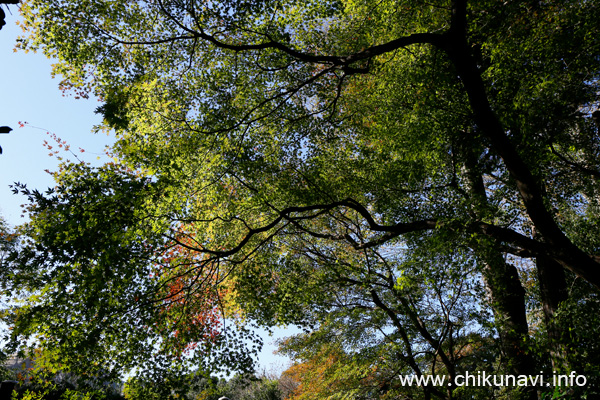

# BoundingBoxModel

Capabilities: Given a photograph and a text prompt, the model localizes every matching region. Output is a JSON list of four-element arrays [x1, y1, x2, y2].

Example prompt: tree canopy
[[4, 0, 600, 398]]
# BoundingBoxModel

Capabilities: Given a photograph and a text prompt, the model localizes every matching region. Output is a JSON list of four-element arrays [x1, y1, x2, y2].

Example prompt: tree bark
[[535, 235, 569, 370], [461, 143, 538, 400], [481, 253, 538, 400]]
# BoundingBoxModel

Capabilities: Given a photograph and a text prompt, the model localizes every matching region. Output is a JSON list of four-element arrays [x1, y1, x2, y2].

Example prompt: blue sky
[[0, 8, 297, 376], [0, 10, 113, 224]]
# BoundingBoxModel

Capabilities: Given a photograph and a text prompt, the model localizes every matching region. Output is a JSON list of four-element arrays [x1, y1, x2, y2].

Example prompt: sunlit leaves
[[9, 1, 600, 396], [6, 163, 258, 379]]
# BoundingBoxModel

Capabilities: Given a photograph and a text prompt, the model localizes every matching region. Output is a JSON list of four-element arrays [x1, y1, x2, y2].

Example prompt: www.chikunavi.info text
[[399, 371, 587, 387]]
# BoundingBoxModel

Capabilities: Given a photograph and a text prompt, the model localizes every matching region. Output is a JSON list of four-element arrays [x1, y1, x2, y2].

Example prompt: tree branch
[[435, 0, 600, 288]]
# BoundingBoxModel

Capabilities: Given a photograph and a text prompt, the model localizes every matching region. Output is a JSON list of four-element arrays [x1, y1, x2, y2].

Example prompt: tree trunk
[[462, 146, 538, 400], [479, 249, 538, 400], [535, 238, 569, 370]]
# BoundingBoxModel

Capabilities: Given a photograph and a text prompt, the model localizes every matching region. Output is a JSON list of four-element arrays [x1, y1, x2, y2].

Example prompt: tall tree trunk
[[535, 232, 569, 370], [481, 251, 535, 374], [462, 146, 538, 400]]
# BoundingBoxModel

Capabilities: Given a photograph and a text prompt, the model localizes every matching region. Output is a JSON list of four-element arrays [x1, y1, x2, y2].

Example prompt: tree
[[6, 0, 600, 398], [0, 215, 19, 379], [122, 372, 282, 400], [6, 162, 259, 379]]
